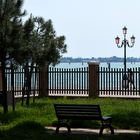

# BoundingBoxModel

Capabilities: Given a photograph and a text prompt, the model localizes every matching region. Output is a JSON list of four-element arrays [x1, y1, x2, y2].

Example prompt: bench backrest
[[54, 104, 102, 120]]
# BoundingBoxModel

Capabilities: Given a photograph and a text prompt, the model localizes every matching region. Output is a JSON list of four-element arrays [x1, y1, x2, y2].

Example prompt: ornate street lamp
[[122, 26, 127, 35], [115, 26, 135, 87]]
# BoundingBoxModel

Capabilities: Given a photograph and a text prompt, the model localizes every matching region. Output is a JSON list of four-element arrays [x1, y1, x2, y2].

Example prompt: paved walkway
[[46, 127, 140, 135]]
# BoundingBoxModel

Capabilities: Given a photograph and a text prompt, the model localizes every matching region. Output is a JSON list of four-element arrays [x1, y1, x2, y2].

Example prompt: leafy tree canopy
[[0, 0, 67, 112], [22, 16, 67, 66], [0, 0, 67, 66], [0, 0, 26, 63]]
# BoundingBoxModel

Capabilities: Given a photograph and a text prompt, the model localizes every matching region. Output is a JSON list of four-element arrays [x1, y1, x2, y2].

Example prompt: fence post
[[39, 64, 49, 97], [88, 62, 99, 98]]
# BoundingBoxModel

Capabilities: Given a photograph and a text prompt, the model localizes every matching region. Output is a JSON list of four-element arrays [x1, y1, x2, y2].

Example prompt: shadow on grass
[[0, 121, 47, 140], [111, 111, 140, 129], [0, 111, 21, 124], [0, 121, 139, 140]]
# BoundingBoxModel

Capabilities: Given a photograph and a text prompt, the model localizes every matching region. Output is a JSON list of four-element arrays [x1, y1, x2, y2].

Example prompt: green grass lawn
[[0, 97, 140, 140]]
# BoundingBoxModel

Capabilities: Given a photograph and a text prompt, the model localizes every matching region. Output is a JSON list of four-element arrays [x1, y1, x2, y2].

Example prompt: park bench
[[54, 104, 114, 135]]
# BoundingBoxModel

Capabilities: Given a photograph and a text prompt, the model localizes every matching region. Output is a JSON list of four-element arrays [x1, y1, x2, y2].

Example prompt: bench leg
[[67, 126, 71, 133], [56, 121, 71, 133], [56, 126, 60, 133], [99, 126, 104, 136], [99, 125, 114, 136], [110, 125, 114, 134]]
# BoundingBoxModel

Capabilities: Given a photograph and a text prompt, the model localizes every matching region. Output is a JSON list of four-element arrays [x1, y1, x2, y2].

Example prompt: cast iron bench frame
[[54, 104, 114, 135]]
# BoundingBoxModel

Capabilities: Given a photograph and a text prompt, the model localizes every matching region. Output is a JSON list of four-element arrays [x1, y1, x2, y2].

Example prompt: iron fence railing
[[99, 67, 140, 98], [5, 66, 40, 97], [48, 67, 89, 96], [2, 65, 140, 98]]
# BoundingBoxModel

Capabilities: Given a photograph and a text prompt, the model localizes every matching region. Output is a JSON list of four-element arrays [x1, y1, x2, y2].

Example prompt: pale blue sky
[[23, 0, 140, 58]]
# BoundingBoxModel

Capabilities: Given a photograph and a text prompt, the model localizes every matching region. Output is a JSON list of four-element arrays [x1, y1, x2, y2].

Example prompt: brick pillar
[[39, 64, 49, 97], [88, 62, 99, 98]]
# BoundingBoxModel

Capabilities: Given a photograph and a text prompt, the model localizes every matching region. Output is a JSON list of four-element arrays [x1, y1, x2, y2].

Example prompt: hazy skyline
[[23, 0, 140, 58]]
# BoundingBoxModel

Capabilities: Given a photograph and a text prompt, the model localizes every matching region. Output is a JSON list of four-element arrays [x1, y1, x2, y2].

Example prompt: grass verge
[[0, 97, 140, 139]]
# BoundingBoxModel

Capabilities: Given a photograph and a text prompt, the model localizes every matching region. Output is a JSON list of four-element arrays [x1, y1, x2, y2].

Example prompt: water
[[50, 62, 140, 69]]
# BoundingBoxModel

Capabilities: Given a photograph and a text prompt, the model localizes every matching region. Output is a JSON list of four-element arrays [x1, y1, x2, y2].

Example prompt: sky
[[23, 0, 140, 58]]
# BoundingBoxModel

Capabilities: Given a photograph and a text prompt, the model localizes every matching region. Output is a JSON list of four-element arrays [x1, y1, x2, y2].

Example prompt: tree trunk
[[11, 63, 15, 111], [1, 58, 8, 113], [25, 61, 34, 106], [25, 62, 29, 106]]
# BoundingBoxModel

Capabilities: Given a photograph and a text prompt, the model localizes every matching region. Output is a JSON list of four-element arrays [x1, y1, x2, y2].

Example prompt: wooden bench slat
[[57, 111, 101, 114]]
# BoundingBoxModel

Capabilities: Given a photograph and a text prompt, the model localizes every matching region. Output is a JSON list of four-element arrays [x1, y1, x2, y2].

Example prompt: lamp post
[[115, 27, 135, 75]]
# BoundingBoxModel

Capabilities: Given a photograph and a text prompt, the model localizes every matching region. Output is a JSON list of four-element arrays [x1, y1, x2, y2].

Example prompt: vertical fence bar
[[103, 67, 105, 95], [69, 68, 71, 94], [106, 68, 108, 95], [21, 67, 23, 96], [135, 68, 137, 96], [51, 67, 52, 95], [84, 67, 86, 95], [59, 68, 61, 94], [114, 68, 116, 96], [116, 68, 118, 95], [64, 68, 66, 95], [52, 67, 54, 95], [76, 68, 78, 95], [108, 68, 110, 95], [99, 67, 104, 95], [61, 68, 63, 94], [73, 68, 76, 94], [56, 68, 58, 95], [49, 67, 51, 94], [66, 69, 69, 94], [122, 69, 124, 96], [71, 68, 73, 94], [55, 68, 57, 95], [78, 68, 81, 94], [120, 68, 122, 96], [132, 68, 135, 95], [81, 67, 83, 95], [138, 67, 140, 96]]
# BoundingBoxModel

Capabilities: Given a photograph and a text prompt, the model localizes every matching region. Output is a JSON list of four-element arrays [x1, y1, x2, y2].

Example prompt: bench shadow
[[0, 121, 139, 140], [47, 129, 140, 140]]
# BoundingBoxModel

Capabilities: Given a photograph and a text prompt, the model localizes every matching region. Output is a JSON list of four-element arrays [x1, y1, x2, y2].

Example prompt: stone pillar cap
[[88, 61, 100, 65]]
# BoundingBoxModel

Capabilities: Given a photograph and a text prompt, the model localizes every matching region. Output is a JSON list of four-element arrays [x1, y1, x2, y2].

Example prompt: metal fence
[[48, 67, 89, 96], [99, 67, 140, 98], [5, 66, 40, 98], [3, 64, 140, 98]]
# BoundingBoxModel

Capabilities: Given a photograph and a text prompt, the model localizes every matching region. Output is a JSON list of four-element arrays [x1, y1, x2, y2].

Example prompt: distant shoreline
[[60, 56, 140, 63], [60, 61, 137, 63]]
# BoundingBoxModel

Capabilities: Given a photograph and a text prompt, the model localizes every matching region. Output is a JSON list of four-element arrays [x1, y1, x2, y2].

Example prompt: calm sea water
[[50, 62, 140, 69]]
